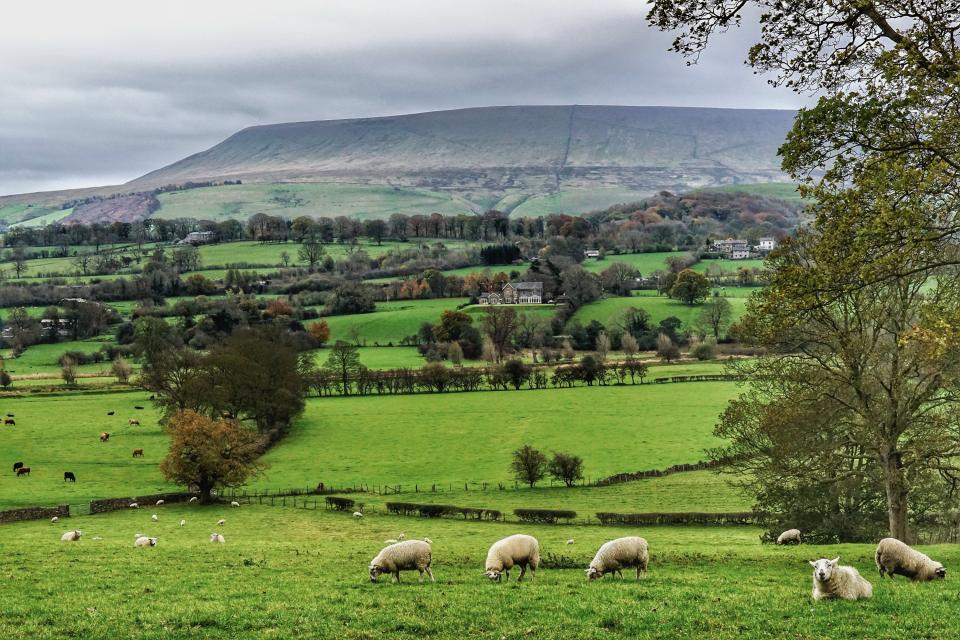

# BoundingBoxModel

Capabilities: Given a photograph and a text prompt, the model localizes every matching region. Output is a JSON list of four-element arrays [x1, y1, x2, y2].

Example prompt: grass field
[[153, 183, 480, 221], [318, 298, 471, 345], [696, 181, 806, 203], [255, 383, 736, 490], [4, 338, 118, 377], [1, 504, 957, 639], [568, 290, 751, 334]]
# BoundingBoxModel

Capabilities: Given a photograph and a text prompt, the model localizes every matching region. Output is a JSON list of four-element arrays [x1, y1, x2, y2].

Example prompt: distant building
[[584, 249, 601, 259], [758, 237, 777, 252], [179, 231, 216, 245], [712, 238, 751, 259], [478, 281, 543, 305]]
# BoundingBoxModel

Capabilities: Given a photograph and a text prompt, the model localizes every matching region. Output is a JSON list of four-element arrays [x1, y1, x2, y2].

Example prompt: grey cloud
[[0, 4, 801, 195]]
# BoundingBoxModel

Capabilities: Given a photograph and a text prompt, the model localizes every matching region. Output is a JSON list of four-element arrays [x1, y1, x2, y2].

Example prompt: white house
[[731, 249, 751, 260], [758, 237, 777, 252], [584, 249, 601, 259], [478, 281, 543, 305]]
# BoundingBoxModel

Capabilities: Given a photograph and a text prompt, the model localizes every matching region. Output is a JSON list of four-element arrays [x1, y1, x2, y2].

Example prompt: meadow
[[0, 504, 956, 639], [319, 298, 471, 345], [568, 289, 753, 334]]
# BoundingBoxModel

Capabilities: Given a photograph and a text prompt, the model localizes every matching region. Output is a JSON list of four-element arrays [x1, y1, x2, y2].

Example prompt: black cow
[[134, 406, 144, 410], [107, 411, 115, 416], [64, 471, 76, 482], [4, 419, 15, 426], [6, 413, 13, 417], [13, 461, 23, 473]]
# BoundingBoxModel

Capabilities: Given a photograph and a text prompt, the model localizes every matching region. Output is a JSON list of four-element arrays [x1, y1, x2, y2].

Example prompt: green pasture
[[318, 298, 470, 345], [568, 290, 750, 335], [0, 504, 956, 639], [4, 338, 118, 377]]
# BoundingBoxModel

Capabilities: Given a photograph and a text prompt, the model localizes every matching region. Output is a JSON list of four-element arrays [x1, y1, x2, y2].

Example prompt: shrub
[[513, 508, 577, 524], [325, 496, 356, 511], [548, 452, 584, 487]]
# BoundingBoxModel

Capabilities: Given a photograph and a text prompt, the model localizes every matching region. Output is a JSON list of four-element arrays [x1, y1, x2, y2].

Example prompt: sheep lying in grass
[[151, 514, 158, 522], [189, 497, 198, 503], [586, 536, 649, 580], [369, 540, 433, 583], [353, 512, 364, 519], [566, 539, 575, 545], [180, 519, 186, 527], [155, 500, 164, 506], [60, 530, 82, 542], [129, 503, 138, 509], [875, 538, 946, 581], [217, 519, 225, 526], [134, 536, 157, 547], [777, 529, 802, 545], [485, 534, 540, 582], [210, 533, 225, 544], [50, 516, 59, 523], [810, 558, 873, 601]]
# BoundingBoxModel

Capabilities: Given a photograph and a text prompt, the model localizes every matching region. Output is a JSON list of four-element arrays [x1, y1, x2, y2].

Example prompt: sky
[[0, 0, 805, 196]]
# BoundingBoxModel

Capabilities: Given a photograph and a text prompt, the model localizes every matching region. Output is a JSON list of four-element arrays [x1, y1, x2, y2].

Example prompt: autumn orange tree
[[160, 410, 264, 504]]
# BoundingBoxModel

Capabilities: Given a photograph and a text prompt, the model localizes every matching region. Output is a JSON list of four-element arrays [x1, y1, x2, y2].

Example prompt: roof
[[512, 281, 543, 291]]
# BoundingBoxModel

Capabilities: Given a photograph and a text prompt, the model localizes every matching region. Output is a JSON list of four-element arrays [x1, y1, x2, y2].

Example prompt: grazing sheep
[[189, 497, 198, 503], [155, 499, 164, 506], [586, 536, 649, 580], [423, 537, 432, 544], [151, 514, 158, 522], [16, 467, 30, 477], [397, 533, 405, 541], [12, 461, 23, 473], [369, 540, 434, 583], [230, 501, 240, 508], [50, 516, 59, 523], [134, 536, 157, 547], [353, 512, 364, 519], [810, 557, 873, 601], [99, 432, 109, 442], [63, 471, 76, 482], [875, 538, 946, 581], [129, 502, 139, 509], [132, 448, 144, 458], [210, 533, 225, 544], [777, 529, 802, 545], [216, 519, 225, 526], [566, 539, 575, 545], [484, 534, 540, 582], [60, 530, 82, 542], [129, 419, 140, 426], [180, 519, 186, 528]]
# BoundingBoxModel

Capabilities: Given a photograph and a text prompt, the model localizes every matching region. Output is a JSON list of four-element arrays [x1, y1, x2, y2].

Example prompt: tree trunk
[[883, 454, 909, 541], [199, 479, 215, 505]]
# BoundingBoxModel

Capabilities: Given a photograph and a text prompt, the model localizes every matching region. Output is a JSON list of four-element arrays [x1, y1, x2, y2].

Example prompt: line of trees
[[511, 445, 585, 488]]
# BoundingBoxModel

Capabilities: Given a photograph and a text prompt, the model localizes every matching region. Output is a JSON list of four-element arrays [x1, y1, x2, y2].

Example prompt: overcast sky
[[0, 0, 805, 196]]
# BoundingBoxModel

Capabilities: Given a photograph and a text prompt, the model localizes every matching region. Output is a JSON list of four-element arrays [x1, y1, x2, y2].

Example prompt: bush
[[513, 508, 577, 524], [595, 512, 757, 526], [324, 496, 356, 511]]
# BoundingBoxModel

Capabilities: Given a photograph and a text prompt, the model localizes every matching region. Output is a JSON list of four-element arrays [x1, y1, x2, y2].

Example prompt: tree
[[481, 306, 518, 362], [560, 265, 602, 309], [670, 269, 711, 305], [500, 358, 531, 390], [111, 356, 133, 384], [326, 283, 375, 315], [364, 219, 387, 245], [160, 410, 263, 504], [656, 333, 680, 363], [595, 332, 610, 361], [61, 356, 78, 386], [8, 244, 27, 279], [325, 341, 362, 395], [298, 238, 326, 272], [548, 452, 584, 487], [309, 320, 331, 346], [279, 250, 291, 267], [621, 333, 639, 359], [511, 444, 547, 488], [447, 341, 463, 366], [697, 295, 733, 339], [0, 371, 12, 389], [600, 262, 640, 296], [714, 224, 960, 542]]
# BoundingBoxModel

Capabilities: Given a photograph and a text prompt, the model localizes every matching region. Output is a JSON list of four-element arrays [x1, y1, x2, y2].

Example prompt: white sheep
[[369, 540, 433, 583], [397, 533, 405, 541], [129, 502, 139, 509], [484, 534, 540, 582], [384, 539, 399, 545], [777, 529, 802, 545], [423, 537, 432, 544], [134, 536, 158, 547], [566, 539, 575, 545], [50, 516, 59, 523], [353, 512, 364, 519], [586, 536, 649, 580], [189, 497, 198, 503], [875, 538, 946, 581], [210, 533, 225, 544], [151, 514, 158, 522], [230, 501, 240, 508], [216, 518, 225, 526], [180, 519, 186, 528], [810, 557, 873, 601], [60, 530, 82, 542], [155, 499, 165, 506]]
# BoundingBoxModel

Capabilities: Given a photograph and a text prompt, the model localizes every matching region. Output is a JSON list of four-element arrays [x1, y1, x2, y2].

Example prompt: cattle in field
[[13, 461, 23, 473], [107, 411, 114, 416], [64, 471, 76, 482], [16, 467, 30, 477], [134, 405, 144, 410], [4, 419, 14, 426], [132, 448, 144, 458], [128, 419, 140, 426], [99, 432, 109, 442]]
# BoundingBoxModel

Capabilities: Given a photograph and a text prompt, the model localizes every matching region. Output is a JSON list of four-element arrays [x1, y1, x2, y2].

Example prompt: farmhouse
[[757, 237, 777, 252], [584, 249, 601, 259], [712, 238, 752, 260], [478, 281, 543, 305], [179, 231, 216, 245]]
